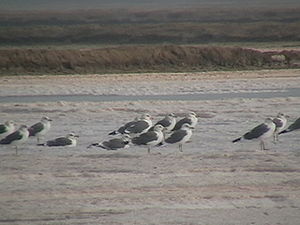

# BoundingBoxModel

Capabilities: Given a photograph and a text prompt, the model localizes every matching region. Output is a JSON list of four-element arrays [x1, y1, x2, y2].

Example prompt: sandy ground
[[1, 69, 300, 96], [0, 69, 300, 225]]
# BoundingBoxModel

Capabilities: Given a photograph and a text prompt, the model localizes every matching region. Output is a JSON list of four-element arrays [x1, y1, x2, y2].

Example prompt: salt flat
[[0, 70, 299, 225]]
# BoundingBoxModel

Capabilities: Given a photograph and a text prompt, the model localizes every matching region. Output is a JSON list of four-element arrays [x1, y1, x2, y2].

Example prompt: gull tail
[[87, 143, 99, 148], [87, 143, 107, 150], [156, 141, 167, 147], [108, 131, 118, 135], [37, 143, 46, 146], [279, 129, 289, 135], [156, 142, 163, 147], [232, 137, 241, 143]]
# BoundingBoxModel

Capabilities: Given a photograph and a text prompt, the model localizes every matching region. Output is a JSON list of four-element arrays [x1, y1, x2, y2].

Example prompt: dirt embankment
[[1, 45, 299, 75]]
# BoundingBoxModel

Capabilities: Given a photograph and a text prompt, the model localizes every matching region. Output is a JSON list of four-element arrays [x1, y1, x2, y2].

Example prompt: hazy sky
[[1, 0, 299, 10]]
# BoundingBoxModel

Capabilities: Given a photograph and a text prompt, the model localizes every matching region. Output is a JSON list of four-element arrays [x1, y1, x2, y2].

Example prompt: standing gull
[[109, 116, 139, 135], [132, 124, 164, 153], [124, 114, 152, 136], [0, 120, 15, 139], [279, 117, 300, 134], [38, 133, 79, 147], [172, 112, 198, 131], [272, 113, 288, 142], [0, 125, 29, 154], [88, 135, 131, 150], [28, 116, 52, 144], [232, 118, 276, 150], [149, 113, 176, 132], [164, 123, 194, 152]]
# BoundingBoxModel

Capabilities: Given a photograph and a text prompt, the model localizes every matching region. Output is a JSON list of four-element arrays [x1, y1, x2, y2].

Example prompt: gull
[[132, 124, 164, 153], [172, 112, 198, 131], [87, 135, 131, 150], [38, 133, 79, 147], [272, 113, 288, 142], [0, 125, 29, 154], [279, 117, 300, 135], [149, 113, 176, 132], [124, 113, 152, 136], [232, 118, 276, 150], [0, 120, 15, 139], [164, 123, 194, 152], [28, 116, 52, 144], [109, 116, 139, 135]]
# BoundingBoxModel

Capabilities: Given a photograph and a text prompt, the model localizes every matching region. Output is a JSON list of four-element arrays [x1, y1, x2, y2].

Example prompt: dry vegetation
[[1, 45, 299, 75]]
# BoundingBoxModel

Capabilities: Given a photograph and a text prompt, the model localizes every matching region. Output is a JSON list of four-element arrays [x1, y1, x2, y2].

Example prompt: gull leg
[[261, 140, 269, 151], [147, 146, 151, 154], [15, 146, 18, 155], [259, 141, 264, 151], [276, 132, 280, 142], [273, 132, 279, 143], [179, 144, 183, 152]]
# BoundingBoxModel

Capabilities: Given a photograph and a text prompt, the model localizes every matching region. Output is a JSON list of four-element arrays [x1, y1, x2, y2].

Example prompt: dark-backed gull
[[172, 112, 197, 131], [0, 120, 15, 139], [39, 133, 79, 147], [109, 116, 139, 135], [165, 123, 194, 152], [279, 117, 300, 134], [132, 124, 164, 153], [0, 125, 29, 154], [272, 113, 288, 142], [124, 113, 152, 136], [149, 113, 176, 132], [232, 118, 276, 150], [28, 116, 52, 144], [88, 135, 131, 150]]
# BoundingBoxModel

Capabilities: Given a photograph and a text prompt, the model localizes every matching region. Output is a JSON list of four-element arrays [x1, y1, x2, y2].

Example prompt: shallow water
[[1, 88, 299, 103]]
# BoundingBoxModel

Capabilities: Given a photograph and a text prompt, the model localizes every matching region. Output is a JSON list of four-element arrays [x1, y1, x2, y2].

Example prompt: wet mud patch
[[1, 107, 78, 114], [83, 169, 140, 174], [0, 210, 128, 223], [77, 153, 141, 159], [245, 167, 300, 173]]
